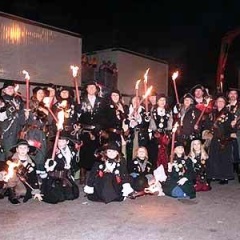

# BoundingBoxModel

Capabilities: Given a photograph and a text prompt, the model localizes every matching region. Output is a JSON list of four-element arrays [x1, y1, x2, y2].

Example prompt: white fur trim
[[153, 165, 167, 182], [122, 183, 134, 197], [84, 185, 94, 194]]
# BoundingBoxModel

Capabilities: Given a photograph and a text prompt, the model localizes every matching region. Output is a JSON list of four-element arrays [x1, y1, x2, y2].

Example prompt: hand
[[24, 109, 30, 120], [168, 162, 173, 172], [33, 193, 43, 201]]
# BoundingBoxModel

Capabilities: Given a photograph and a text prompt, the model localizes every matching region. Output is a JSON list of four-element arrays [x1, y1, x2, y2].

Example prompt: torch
[[139, 85, 153, 106], [43, 97, 58, 122], [144, 68, 150, 113], [169, 122, 179, 164], [22, 70, 30, 110], [70, 65, 80, 104], [135, 79, 141, 98], [194, 98, 211, 130], [51, 110, 64, 159], [172, 71, 179, 105]]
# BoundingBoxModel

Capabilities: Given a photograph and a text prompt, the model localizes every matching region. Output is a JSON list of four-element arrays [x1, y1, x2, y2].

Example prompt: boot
[[79, 168, 87, 185], [8, 188, 20, 205]]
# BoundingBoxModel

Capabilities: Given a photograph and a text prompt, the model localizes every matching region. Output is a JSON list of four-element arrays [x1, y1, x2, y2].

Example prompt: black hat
[[104, 141, 121, 152], [57, 86, 74, 98], [84, 81, 97, 88], [214, 94, 227, 103], [32, 86, 45, 95], [226, 87, 240, 96], [190, 84, 206, 94], [1, 81, 15, 89], [174, 141, 184, 148], [157, 93, 168, 100], [180, 93, 196, 104], [110, 89, 121, 96], [10, 139, 37, 153], [49, 130, 80, 144]]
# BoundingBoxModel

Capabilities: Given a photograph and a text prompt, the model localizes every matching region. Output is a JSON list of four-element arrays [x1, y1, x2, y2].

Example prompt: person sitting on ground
[[162, 142, 196, 199], [84, 142, 135, 203], [1, 139, 43, 204]]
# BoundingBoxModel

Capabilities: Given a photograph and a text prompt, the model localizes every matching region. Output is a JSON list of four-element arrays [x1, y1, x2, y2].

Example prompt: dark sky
[[1, 0, 240, 91]]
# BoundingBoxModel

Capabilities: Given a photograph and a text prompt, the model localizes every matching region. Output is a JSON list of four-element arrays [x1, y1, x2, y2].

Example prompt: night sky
[[1, 0, 240, 93]]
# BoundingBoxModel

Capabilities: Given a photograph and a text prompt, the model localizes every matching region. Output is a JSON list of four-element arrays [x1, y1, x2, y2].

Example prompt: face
[[60, 90, 69, 99], [157, 97, 166, 108], [48, 87, 56, 97], [3, 86, 15, 96], [192, 140, 201, 152], [194, 89, 204, 98], [57, 139, 68, 149], [36, 89, 45, 101], [215, 97, 226, 109], [111, 93, 120, 103], [16, 145, 29, 157], [106, 149, 118, 159], [228, 91, 238, 101], [149, 95, 157, 105], [87, 85, 97, 95], [183, 97, 193, 107], [175, 146, 184, 155], [131, 96, 140, 107], [137, 147, 146, 159]]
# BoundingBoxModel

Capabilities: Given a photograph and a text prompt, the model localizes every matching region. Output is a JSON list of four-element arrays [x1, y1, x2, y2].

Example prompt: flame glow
[[4, 160, 20, 182], [143, 86, 153, 99], [144, 68, 150, 83], [57, 110, 64, 130], [22, 70, 30, 80], [70, 65, 79, 78], [135, 79, 141, 90], [172, 71, 179, 81]]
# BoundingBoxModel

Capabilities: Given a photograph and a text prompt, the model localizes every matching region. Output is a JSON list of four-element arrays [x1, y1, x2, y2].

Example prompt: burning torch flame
[[172, 122, 179, 133], [22, 70, 30, 80], [70, 65, 79, 78], [143, 86, 153, 99], [57, 110, 64, 130], [43, 97, 51, 108], [4, 160, 20, 182], [144, 68, 150, 83], [135, 79, 141, 90], [172, 71, 179, 81]]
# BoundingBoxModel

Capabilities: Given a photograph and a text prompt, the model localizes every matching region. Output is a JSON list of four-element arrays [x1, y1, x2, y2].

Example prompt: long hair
[[189, 139, 208, 160]]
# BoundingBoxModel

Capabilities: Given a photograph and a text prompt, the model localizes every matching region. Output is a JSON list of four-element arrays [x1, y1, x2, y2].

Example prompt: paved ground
[[0, 178, 240, 240]]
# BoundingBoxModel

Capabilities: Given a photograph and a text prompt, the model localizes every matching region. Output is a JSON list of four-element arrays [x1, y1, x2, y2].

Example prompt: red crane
[[216, 28, 240, 92]]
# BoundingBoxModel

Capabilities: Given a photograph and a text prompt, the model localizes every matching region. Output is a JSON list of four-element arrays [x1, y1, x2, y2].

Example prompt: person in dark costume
[[0, 81, 26, 161], [162, 142, 196, 199], [78, 81, 107, 185], [42, 131, 79, 204], [188, 138, 211, 191], [203, 95, 235, 185], [83, 142, 134, 203], [1, 139, 42, 204]]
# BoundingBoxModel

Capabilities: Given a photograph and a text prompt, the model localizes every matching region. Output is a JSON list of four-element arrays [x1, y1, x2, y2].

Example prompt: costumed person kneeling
[[84, 142, 135, 203], [42, 131, 79, 204], [128, 146, 166, 197], [162, 142, 196, 199], [0, 139, 43, 204]]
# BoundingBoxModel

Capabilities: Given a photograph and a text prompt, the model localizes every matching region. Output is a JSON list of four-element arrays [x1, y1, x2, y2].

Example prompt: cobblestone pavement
[[1, 178, 240, 240]]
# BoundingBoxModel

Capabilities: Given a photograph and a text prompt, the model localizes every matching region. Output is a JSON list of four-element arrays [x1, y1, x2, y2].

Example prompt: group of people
[[0, 79, 239, 204]]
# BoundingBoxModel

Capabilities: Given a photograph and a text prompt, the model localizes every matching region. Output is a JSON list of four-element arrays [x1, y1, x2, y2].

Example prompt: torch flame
[[22, 70, 30, 80], [43, 97, 51, 108], [70, 65, 79, 78], [57, 110, 64, 130], [172, 71, 179, 81], [172, 122, 179, 133], [143, 86, 153, 99], [4, 160, 20, 182], [135, 79, 141, 90], [144, 68, 150, 83]]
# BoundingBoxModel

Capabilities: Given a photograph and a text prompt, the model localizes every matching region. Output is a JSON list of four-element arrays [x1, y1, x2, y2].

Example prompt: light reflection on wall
[[0, 20, 54, 44]]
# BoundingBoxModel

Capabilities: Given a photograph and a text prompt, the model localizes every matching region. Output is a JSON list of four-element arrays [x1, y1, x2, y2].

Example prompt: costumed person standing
[[162, 142, 196, 199], [23, 87, 51, 180], [0, 81, 27, 161], [42, 132, 79, 204], [78, 81, 107, 185], [83, 142, 135, 203], [151, 93, 173, 171], [104, 89, 129, 156], [188, 138, 211, 191], [226, 88, 240, 183], [2, 139, 42, 204], [173, 93, 201, 155], [203, 95, 235, 184]]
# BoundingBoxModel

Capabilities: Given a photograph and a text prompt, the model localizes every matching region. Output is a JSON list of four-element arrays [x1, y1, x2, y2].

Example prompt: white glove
[[122, 183, 134, 197], [84, 185, 94, 194], [168, 162, 173, 172], [178, 177, 188, 185], [153, 165, 167, 182], [44, 158, 57, 172]]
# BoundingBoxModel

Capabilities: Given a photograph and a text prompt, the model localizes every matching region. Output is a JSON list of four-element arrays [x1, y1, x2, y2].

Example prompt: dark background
[[1, 0, 240, 95]]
